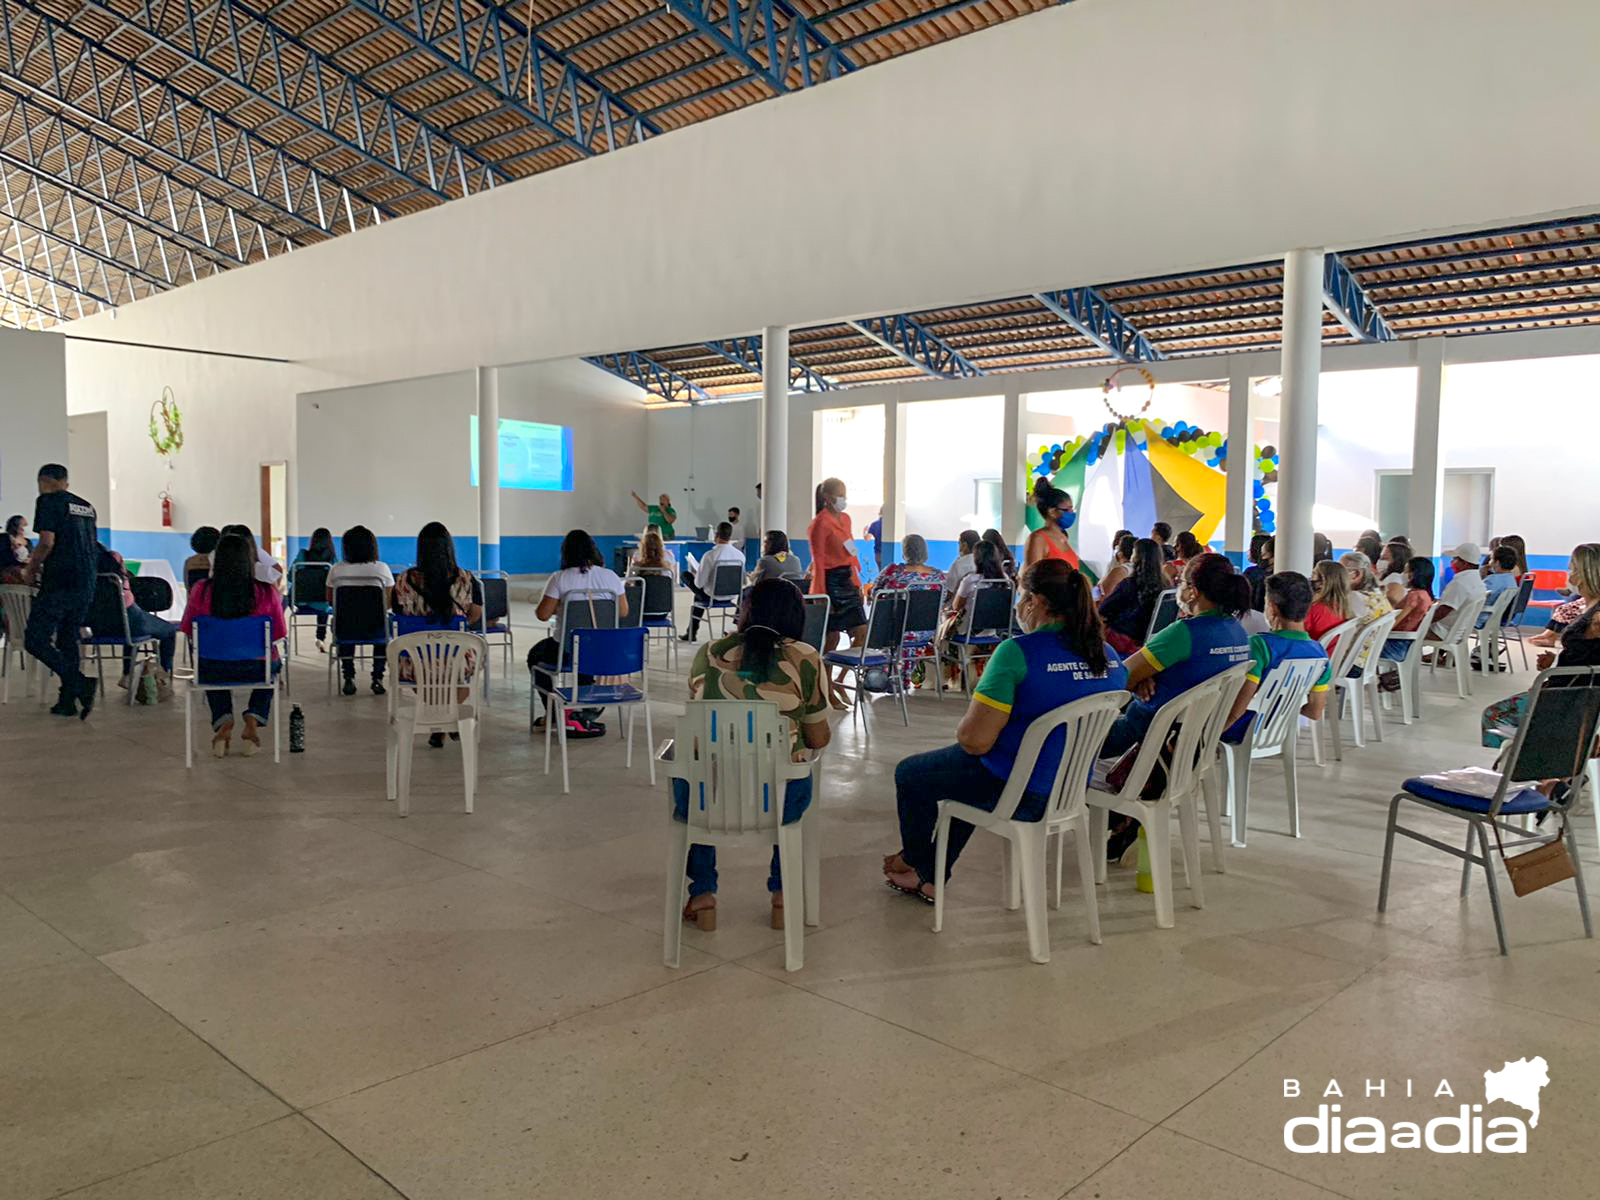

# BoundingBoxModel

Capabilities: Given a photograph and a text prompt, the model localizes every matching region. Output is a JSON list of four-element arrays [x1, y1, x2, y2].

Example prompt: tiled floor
[[1, 603, 1595, 1199]]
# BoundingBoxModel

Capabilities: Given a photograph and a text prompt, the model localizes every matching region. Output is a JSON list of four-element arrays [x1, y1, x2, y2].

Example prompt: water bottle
[[289, 704, 305, 753]]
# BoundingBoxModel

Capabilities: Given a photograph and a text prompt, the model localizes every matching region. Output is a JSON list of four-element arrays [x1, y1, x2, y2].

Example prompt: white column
[[1224, 357, 1253, 566], [1408, 336, 1446, 558], [760, 325, 789, 539], [999, 382, 1025, 551], [1275, 248, 1325, 574], [475, 365, 500, 572], [881, 394, 904, 566]]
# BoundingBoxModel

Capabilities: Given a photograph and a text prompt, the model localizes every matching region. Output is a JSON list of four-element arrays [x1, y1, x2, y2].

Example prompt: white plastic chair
[[661, 700, 815, 972], [1087, 674, 1230, 929], [932, 691, 1126, 963], [1332, 611, 1399, 751], [1219, 658, 1327, 847], [1423, 595, 1486, 698], [1472, 586, 1518, 674], [385, 631, 480, 817], [1312, 618, 1361, 763], [185, 617, 281, 768], [1192, 662, 1253, 873], [0, 584, 48, 705], [1375, 605, 1439, 725]]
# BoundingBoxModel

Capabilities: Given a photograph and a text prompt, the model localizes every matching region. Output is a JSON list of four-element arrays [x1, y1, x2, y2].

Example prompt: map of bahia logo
[[1283, 1058, 1549, 1154]]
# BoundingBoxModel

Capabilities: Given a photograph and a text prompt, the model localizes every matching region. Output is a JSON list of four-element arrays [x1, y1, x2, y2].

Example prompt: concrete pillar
[[1408, 336, 1446, 558], [1000, 382, 1025, 554], [881, 394, 905, 567], [1275, 248, 1325, 574], [475, 365, 500, 572], [1224, 357, 1253, 567], [760, 325, 789, 539]]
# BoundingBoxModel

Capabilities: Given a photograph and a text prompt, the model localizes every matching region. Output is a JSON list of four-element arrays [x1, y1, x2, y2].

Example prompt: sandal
[[682, 894, 716, 932], [885, 871, 935, 904], [770, 892, 784, 930], [211, 718, 233, 759]]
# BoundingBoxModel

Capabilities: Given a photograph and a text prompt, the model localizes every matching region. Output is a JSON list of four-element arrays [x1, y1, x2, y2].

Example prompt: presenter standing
[[630, 491, 677, 540], [807, 477, 866, 709]]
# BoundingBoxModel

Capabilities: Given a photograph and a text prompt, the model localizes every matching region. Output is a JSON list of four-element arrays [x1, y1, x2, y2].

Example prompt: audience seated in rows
[[221, 523, 284, 589], [1097, 536, 1167, 656], [1222, 571, 1331, 742], [1338, 551, 1395, 667], [943, 529, 981, 599], [677, 579, 831, 931], [327, 524, 394, 696], [680, 521, 744, 641], [749, 530, 805, 587], [179, 533, 285, 758], [883, 560, 1127, 902], [1482, 542, 1600, 747], [1483, 534, 1528, 580], [873, 533, 944, 592], [981, 528, 1017, 581], [1306, 560, 1354, 642], [1429, 542, 1487, 642], [1355, 530, 1384, 567]]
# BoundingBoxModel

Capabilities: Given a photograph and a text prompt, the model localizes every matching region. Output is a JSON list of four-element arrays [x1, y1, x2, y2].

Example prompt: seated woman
[[1097, 536, 1167, 656], [1376, 539, 1413, 607], [98, 543, 178, 699], [1305, 560, 1353, 642], [1221, 571, 1331, 742], [873, 533, 945, 592], [677, 579, 832, 931], [1482, 543, 1600, 748], [290, 526, 336, 649], [394, 522, 484, 745], [179, 533, 285, 757], [326, 524, 393, 696], [982, 528, 1017, 581], [1379, 555, 1435, 667], [749, 530, 805, 586], [1098, 532, 1136, 600], [1243, 534, 1273, 612], [0, 514, 31, 583], [943, 529, 981, 600], [1171, 530, 1205, 570], [182, 526, 220, 585], [1100, 554, 1253, 760], [222, 524, 284, 589], [883, 559, 1128, 901], [626, 528, 677, 579], [531, 529, 628, 735], [1337, 550, 1395, 669]]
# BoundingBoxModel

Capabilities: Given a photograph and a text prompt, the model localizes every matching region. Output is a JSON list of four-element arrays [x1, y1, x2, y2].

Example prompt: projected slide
[[470, 416, 574, 491]]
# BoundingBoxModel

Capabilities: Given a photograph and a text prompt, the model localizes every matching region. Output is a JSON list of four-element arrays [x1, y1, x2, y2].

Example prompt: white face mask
[[833, 495, 849, 512]]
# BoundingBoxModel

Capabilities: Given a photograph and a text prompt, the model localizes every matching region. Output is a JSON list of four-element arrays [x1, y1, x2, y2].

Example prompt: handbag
[[1491, 812, 1576, 897]]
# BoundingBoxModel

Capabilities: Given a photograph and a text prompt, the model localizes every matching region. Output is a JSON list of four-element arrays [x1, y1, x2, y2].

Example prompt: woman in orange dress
[[1022, 478, 1082, 573], [807, 477, 866, 708]]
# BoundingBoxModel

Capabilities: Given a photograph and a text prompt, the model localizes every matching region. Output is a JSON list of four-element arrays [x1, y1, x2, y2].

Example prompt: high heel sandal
[[682, 896, 716, 931], [770, 893, 784, 930]]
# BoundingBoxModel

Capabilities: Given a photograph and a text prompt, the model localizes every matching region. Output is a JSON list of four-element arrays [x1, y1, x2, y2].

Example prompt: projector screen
[[470, 416, 574, 491]]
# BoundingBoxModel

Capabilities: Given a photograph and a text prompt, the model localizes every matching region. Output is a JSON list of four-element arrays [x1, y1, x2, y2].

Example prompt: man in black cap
[[23, 463, 100, 718]]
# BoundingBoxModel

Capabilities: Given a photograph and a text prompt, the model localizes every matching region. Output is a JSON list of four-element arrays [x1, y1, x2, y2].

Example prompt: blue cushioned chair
[[542, 626, 652, 795], [187, 615, 278, 767], [825, 588, 908, 731], [943, 578, 1013, 696]]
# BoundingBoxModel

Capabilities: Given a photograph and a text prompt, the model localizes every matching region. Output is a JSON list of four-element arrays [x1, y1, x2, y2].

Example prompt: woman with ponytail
[[1023, 478, 1083, 573], [1101, 552, 1252, 760], [882, 559, 1127, 901], [806, 476, 866, 707]]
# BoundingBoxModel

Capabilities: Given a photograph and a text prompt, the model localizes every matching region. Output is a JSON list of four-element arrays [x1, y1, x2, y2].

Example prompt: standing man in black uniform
[[24, 463, 99, 718]]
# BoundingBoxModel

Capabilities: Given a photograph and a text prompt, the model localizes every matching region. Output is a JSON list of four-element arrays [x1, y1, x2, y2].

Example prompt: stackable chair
[[81, 572, 161, 705], [477, 571, 515, 672], [1087, 672, 1235, 929], [326, 582, 390, 694], [1192, 663, 1254, 872], [0, 584, 48, 704], [800, 594, 830, 654], [1422, 595, 1486, 699], [1331, 611, 1400, 751], [944, 579, 1014, 694], [894, 583, 945, 697], [1146, 589, 1180, 641], [1475, 579, 1532, 674], [1375, 606, 1439, 725], [185, 616, 281, 767], [621, 576, 644, 628], [635, 570, 679, 667], [1524, 569, 1569, 621], [1379, 665, 1599, 956], [700, 563, 744, 638], [1310, 618, 1361, 763], [1219, 658, 1327, 847], [932, 691, 1126, 963], [287, 560, 331, 655], [661, 700, 817, 972], [824, 589, 908, 730], [542, 626, 652, 795], [385, 630, 480, 817], [1495, 575, 1537, 672]]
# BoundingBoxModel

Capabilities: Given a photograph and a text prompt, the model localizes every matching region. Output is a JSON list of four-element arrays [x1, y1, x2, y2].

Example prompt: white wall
[[903, 395, 1003, 538], [644, 402, 761, 535], [0, 329, 68, 525], [66, 412, 111, 531], [57, 0, 1600, 378]]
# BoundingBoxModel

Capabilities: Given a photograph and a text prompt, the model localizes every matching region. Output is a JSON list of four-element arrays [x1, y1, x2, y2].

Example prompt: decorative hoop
[[1100, 366, 1157, 423], [148, 386, 184, 456]]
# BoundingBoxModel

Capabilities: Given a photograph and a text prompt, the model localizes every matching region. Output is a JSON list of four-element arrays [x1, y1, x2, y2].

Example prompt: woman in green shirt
[[631, 490, 676, 540]]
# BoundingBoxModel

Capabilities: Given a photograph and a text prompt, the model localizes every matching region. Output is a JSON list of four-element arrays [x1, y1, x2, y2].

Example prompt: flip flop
[[885, 877, 935, 905]]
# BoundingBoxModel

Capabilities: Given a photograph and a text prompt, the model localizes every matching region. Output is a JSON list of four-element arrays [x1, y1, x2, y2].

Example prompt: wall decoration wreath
[[149, 386, 184, 456]]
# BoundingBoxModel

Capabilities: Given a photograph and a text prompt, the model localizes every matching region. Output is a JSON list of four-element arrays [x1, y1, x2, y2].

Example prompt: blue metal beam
[[848, 313, 983, 378], [661, 0, 858, 95], [1322, 254, 1396, 343], [705, 335, 837, 393], [341, 1, 661, 160], [586, 352, 712, 405], [1034, 287, 1165, 362]]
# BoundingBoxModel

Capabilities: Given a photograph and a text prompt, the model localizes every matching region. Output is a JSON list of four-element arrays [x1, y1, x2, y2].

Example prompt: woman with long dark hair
[[677, 578, 832, 930], [393, 523, 485, 745], [1022, 479, 1081, 572], [982, 528, 1017, 581], [290, 526, 337, 648], [326, 524, 394, 695], [221, 522, 284, 588], [750, 529, 805, 585], [1097, 536, 1169, 654], [883, 559, 1126, 901], [178, 533, 286, 758]]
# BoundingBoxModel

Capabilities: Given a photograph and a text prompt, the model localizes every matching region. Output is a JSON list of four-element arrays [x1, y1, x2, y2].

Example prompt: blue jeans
[[895, 744, 1044, 885], [125, 606, 177, 673], [24, 585, 92, 692], [671, 777, 812, 896], [1380, 638, 1410, 661], [197, 659, 279, 731], [1102, 700, 1156, 759]]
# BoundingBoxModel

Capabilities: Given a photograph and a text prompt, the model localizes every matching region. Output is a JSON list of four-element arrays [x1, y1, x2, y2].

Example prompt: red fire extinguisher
[[160, 491, 173, 528]]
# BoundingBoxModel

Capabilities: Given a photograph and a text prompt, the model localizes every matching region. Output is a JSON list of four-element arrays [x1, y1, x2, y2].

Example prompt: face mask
[[1056, 510, 1076, 532], [833, 496, 849, 512]]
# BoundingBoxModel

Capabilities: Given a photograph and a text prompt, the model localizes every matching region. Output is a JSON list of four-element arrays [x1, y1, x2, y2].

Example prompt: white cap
[[1449, 542, 1482, 563]]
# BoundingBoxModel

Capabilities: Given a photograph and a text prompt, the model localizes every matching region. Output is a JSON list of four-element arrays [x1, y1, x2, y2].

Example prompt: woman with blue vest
[[1101, 553, 1253, 760], [883, 558, 1128, 901]]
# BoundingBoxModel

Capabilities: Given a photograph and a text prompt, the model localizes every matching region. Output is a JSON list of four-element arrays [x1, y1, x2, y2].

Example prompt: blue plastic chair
[[187, 615, 278, 766], [542, 626, 652, 795]]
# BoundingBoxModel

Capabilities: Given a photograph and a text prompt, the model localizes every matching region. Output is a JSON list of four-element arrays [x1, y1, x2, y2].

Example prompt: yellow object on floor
[[1136, 826, 1154, 894]]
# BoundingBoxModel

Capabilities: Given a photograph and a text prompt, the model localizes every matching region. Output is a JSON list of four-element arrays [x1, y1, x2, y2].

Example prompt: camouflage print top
[[687, 633, 829, 756]]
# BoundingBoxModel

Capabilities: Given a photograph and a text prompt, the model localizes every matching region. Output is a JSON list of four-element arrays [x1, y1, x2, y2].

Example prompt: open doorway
[[260, 461, 287, 562]]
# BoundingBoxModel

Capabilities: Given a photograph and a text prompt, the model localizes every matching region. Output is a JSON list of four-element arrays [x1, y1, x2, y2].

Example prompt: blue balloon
[[1253, 481, 1265, 497], [1050, 443, 1061, 454]]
